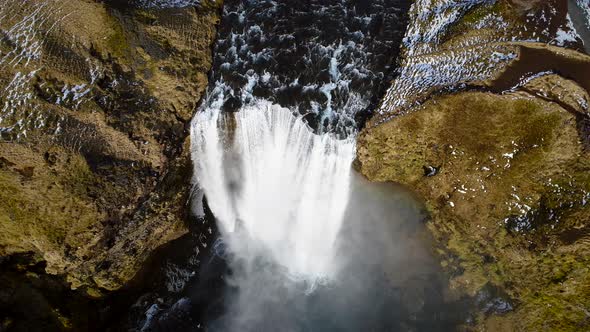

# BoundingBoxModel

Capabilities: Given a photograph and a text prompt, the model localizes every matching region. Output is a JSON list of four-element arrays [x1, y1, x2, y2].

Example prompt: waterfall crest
[[191, 100, 355, 280]]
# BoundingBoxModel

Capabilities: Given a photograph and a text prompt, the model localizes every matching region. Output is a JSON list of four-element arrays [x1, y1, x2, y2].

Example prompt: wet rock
[[423, 165, 440, 177], [475, 283, 514, 316]]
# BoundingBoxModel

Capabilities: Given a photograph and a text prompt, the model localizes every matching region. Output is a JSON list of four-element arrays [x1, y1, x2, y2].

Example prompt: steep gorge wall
[[0, 0, 222, 329], [357, 0, 590, 330]]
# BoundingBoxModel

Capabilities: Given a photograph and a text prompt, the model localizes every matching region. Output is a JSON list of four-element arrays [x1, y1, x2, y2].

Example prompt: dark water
[[205, 0, 410, 135]]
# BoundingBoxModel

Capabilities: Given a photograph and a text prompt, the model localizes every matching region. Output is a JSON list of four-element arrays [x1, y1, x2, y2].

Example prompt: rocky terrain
[[2, 0, 590, 331], [0, 0, 222, 329], [357, 0, 590, 330]]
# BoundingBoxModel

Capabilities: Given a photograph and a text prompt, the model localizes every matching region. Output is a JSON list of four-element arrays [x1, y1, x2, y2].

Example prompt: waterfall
[[183, 1, 414, 329], [191, 99, 355, 281]]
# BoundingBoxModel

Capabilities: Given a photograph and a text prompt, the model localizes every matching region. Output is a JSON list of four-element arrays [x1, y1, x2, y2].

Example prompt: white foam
[[191, 100, 355, 280]]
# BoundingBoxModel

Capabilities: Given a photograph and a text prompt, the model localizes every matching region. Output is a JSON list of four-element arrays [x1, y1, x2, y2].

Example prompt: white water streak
[[191, 100, 355, 280]]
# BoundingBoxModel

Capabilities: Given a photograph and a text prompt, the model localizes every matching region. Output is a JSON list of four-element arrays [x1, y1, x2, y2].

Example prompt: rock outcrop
[[357, 0, 590, 330], [0, 0, 221, 329]]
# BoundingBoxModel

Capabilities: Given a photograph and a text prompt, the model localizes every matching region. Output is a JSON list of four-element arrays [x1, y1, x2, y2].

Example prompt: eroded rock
[[358, 89, 590, 330], [358, 0, 590, 330], [0, 0, 222, 328]]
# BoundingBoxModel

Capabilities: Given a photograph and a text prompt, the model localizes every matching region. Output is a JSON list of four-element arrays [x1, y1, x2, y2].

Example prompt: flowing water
[[131, 1, 472, 331], [189, 0, 412, 287], [195, 174, 465, 332], [570, 0, 590, 52], [192, 101, 355, 280], [0, 0, 584, 330]]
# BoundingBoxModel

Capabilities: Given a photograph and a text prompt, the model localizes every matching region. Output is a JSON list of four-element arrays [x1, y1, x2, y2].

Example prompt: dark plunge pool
[[130, 173, 471, 332]]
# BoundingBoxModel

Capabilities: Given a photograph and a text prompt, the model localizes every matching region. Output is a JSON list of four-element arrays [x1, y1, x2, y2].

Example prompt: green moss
[[0, 151, 101, 258], [105, 15, 130, 61], [198, 0, 224, 10], [460, 4, 495, 25], [437, 94, 555, 161], [133, 10, 158, 25], [61, 155, 96, 197], [524, 289, 590, 332], [0, 173, 27, 223]]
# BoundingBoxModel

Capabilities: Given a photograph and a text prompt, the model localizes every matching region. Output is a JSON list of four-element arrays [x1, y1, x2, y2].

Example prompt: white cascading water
[[191, 99, 355, 280]]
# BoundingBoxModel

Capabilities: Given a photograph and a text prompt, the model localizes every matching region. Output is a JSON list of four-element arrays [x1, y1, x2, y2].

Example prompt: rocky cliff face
[[0, 0, 221, 329], [357, 0, 590, 330]]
